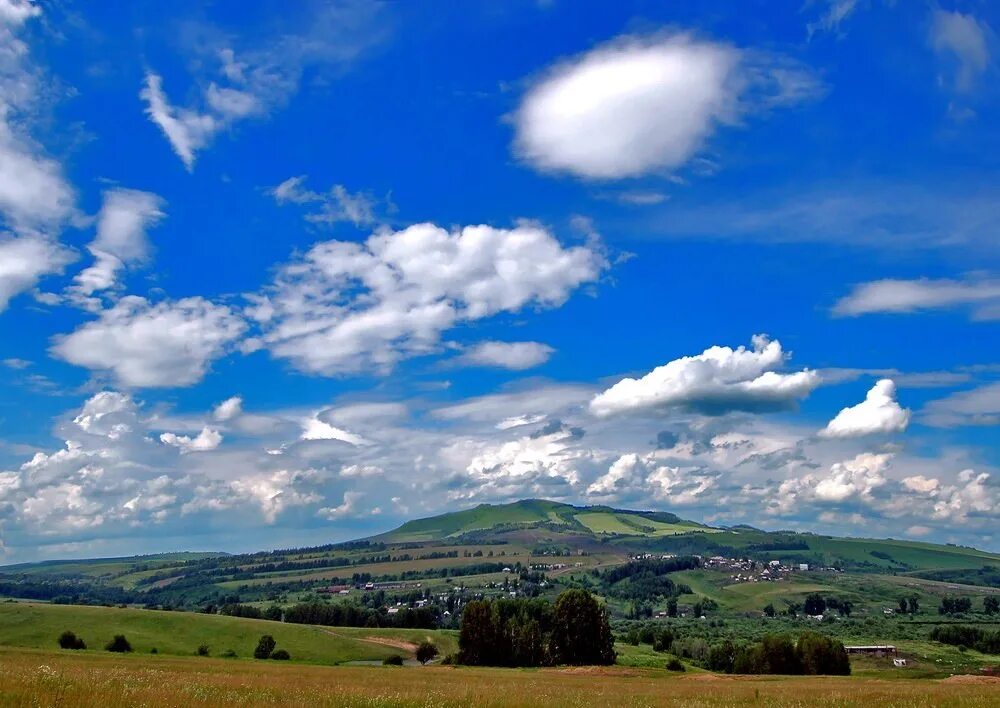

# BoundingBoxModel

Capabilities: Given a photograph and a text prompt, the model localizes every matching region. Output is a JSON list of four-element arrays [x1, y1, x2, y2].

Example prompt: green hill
[[380, 499, 713, 542], [0, 602, 456, 664]]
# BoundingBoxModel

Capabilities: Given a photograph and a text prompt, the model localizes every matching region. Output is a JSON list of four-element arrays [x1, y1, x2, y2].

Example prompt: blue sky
[[0, 0, 997, 562]]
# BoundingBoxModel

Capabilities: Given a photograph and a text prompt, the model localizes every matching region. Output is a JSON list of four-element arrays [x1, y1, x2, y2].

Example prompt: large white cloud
[[51, 296, 247, 388], [247, 222, 606, 376], [512, 33, 819, 179], [590, 335, 819, 417], [819, 379, 911, 438]]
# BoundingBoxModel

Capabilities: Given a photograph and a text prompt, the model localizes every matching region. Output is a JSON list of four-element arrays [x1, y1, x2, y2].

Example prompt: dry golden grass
[[0, 647, 997, 707]]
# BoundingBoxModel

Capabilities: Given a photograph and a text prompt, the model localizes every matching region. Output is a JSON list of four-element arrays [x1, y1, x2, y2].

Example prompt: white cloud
[[51, 296, 247, 388], [0, 236, 74, 312], [71, 189, 165, 298], [932, 469, 995, 523], [833, 277, 1000, 320], [587, 452, 716, 505], [819, 379, 910, 438], [248, 222, 606, 376], [300, 416, 369, 446], [140, 73, 218, 171], [807, 0, 860, 36], [922, 382, 1000, 427], [213, 396, 243, 421], [141, 4, 387, 169], [73, 391, 135, 437], [496, 414, 547, 431], [590, 335, 818, 417], [459, 341, 554, 370], [512, 32, 820, 179], [270, 176, 378, 227], [160, 427, 223, 454], [930, 10, 991, 92], [317, 491, 364, 520]]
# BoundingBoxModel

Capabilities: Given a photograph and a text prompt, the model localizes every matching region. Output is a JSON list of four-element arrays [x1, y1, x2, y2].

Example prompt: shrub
[[196, 644, 210, 656], [221, 649, 238, 658], [416, 641, 438, 665], [270, 649, 290, 660], [105, 635, 132, 653], [383, 654, 404, 666], [440, 654, 455, 665], [254, 635, 276, 659], [150, 648, 158, 654], [58, 630, 86, 650], [666, 656, 685, 672]]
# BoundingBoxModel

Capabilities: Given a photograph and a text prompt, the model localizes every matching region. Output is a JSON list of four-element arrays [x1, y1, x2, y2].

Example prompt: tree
[[263, 605, 283, 622], [804, 594, 826, 616], [763, 603, 776, 618], [838, 601, 853, 617], [196, 644, 210, 656], [897, 597, 908, 614], [985, 596, 999, 615], [908, 596, 919, 615], [105, 635, 132, 653], [692, 601, 703, 618], [797, 631, 850, 676], [666, 597, 678, 618], [707, 640, 736, 673], [548, 589, 615, 666], [270, 649, 290, 660], [58, 630, 86, 650], [254, 635, 276, 660], [415, 641, 438, 665], [457, 600, 497, 666]]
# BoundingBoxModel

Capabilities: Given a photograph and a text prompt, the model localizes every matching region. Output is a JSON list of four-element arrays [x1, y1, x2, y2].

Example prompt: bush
[[150, 648, 158, 654], [58, 630, 86, 650], [221, 649, 238, 658], [383, 654, 404, 666], [440, 654, 455, 665], [666, 656, 685, 672], [105, 635, 132, 653], [270, 649, 291, 660], [196, 644, 210, 656], [254, 634, 276, 659], [416, 641, 439, 665]]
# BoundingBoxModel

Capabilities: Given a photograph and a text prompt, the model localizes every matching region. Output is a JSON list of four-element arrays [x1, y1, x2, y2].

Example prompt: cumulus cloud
[[587, 452, 716, 505], [51, 296, 247, 388], [72, 391, 135, 438], [159, 427, 223, 454], [930, 10, 991, 92], [213, 396, 243, 421], [459, 341, 554, 370], [833, 277, 1000, 320], [512, 32, 820, 179], [819, 379, 910, 438], [590, 335, 818, 417], [317, 490, 364, 520], [70, 189, 166, 300], [248, 222, 606, 376]]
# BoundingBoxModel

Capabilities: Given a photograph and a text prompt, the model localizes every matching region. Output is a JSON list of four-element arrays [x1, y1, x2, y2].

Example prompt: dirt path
[[319, 628, 418, 654]]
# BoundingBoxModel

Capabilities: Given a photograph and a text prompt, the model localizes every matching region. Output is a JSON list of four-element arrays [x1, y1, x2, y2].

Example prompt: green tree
[[985, 596, 999, 615], [58, 630, 86, 650], [666, 597, 678, 617], [105, 635, 132, 653], [415, 641, 438, 665], [253, 635, 276, 660], [762, 603, 776, 618], [707, 640, 736, 673], [908, 596, 919, 615], [797, 631, 850, 676], [804, 594, 826, 616], [458, 600, 497, 666], [897, 597, 908, 614], [548, 589, 615, 665]]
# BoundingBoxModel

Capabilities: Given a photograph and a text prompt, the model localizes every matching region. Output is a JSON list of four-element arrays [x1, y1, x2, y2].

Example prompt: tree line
[[458, 589, 615, 667]]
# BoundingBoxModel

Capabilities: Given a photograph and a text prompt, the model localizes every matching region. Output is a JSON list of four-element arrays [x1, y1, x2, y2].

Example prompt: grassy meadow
[[0, 602, 457, 664], [0, 647, 997, 707]]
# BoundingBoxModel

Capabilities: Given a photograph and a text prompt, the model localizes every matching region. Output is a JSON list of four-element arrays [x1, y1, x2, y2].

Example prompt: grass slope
[[0, 602, 455, 664]]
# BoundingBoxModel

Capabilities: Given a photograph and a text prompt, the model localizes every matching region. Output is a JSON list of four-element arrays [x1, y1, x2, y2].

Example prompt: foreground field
[[0, 603, 457, 664], [0, 648, 997, 707]]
